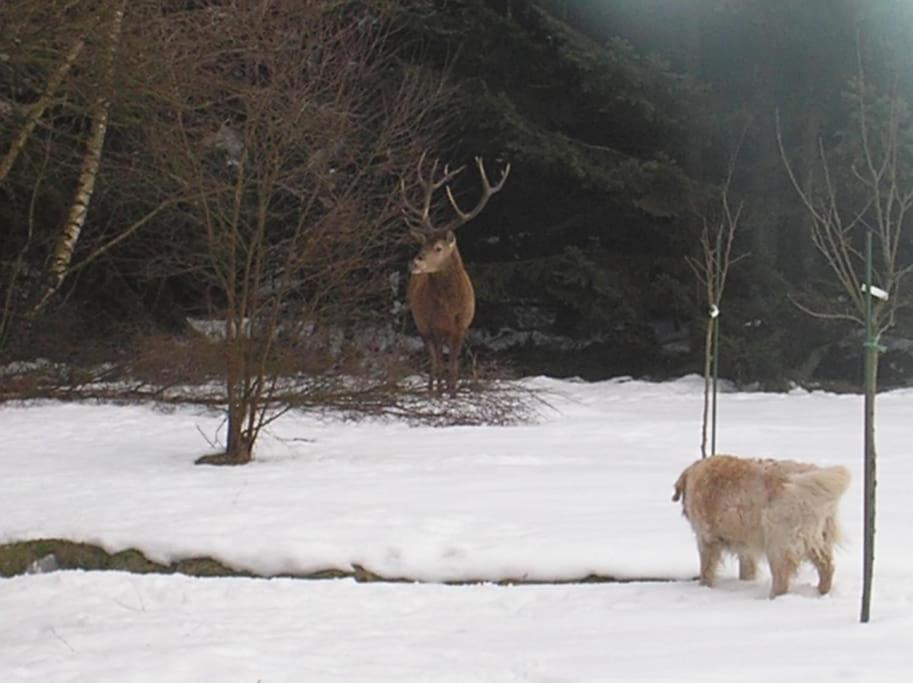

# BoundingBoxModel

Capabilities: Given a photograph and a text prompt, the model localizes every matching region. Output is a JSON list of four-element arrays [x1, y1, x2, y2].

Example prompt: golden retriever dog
[[673, 454, 850, 598]]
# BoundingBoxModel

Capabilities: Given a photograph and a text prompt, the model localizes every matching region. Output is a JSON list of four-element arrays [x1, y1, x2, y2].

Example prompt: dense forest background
[[2, 0, 912, 390]]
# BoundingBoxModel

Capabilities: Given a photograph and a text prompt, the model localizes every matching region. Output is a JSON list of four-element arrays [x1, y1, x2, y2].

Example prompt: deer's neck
[[430, 248, 466, 280]]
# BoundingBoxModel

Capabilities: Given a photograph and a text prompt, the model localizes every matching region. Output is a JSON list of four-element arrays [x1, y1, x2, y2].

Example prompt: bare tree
[[777, 45, 913, 623], [143, 0, 449, 464], [0, 2, 102, 350], [776, 45, 912, 342], [29, 1, 127, 315], [0, 1, 161, 351], [686, 149, 748, 459]]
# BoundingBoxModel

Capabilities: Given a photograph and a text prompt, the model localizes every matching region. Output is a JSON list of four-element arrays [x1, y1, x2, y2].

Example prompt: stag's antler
[[445, 156, 511, 227], [400, 151, 464, 236], [401, 152, 510, 238]]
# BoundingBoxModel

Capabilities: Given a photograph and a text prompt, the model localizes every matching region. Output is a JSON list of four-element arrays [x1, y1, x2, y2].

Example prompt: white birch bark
[[32, 2, 125, 314]]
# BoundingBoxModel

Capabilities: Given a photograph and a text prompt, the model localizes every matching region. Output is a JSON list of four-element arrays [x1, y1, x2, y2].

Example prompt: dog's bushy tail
[[786, 465, 851, 505]]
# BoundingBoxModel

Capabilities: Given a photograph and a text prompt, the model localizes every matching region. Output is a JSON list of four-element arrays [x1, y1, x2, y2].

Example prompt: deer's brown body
[[402, 154, 509, 393], [407, 231, 475, 393]]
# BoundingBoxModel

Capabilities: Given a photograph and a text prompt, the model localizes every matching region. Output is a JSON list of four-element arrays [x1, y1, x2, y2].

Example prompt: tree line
[[2, 0, 912, 399]]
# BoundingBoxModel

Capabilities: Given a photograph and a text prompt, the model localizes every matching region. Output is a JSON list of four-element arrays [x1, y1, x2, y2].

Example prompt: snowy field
[[1, 376, 912, 682]]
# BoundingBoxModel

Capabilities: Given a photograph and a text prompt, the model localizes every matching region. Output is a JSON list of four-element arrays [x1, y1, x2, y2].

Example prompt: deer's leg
[[422, 336, 441, 394], [446, 332, 466, 394]]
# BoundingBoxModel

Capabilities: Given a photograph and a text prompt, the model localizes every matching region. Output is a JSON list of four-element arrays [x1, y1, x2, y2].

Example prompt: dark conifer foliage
[[1, 0, 911, 387], [397, 0, 704, 379]]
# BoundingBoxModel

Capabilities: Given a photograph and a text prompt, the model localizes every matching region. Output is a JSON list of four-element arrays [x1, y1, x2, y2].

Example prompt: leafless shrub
[[137, 1, 496, 462]]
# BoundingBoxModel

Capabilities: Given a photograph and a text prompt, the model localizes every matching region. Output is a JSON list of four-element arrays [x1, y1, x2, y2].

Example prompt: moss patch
[[0, 539, 691, 584], [0, 540, 249, 578]]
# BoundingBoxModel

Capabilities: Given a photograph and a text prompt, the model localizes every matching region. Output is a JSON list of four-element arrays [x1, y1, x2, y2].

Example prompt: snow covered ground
[[1, 377, 911, 681]]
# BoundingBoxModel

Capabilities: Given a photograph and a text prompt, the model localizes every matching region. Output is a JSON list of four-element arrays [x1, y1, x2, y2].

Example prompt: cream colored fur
[[672, 454, 850, 598]]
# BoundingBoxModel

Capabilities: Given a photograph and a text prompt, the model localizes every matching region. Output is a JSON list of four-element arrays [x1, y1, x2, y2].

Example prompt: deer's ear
[[445, 230, 456, 244], [410, 228, 426, 243]]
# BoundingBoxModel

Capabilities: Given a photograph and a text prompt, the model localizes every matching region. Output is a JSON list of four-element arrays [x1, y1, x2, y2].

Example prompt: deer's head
[[410, 229, 458, 275], [401, 152, 510, 275]]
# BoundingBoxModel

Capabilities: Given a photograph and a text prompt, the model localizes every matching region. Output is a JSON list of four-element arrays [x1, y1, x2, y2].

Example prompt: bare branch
[[0, 36, 86, 183], [787, 294, 865, 326], [776, 109, 828, 226]]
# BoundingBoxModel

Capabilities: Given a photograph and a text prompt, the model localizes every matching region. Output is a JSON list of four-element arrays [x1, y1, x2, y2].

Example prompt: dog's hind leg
[[738, 554, 758, 581], [809, 546, 834, 595], [698, 539, 723, 587], [767, 551, 798, 598]]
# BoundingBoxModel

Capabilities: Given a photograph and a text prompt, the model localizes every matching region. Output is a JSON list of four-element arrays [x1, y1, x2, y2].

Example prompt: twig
[[49, 626, 75, 653]]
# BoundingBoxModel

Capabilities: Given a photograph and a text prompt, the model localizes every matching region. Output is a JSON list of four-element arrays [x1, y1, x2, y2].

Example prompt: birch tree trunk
[[31, 2, 125, 315], [0, 37, 85, 183]]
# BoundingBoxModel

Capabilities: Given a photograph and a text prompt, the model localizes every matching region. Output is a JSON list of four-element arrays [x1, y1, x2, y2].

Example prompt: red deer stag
[[402, 152, 510, 394]]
